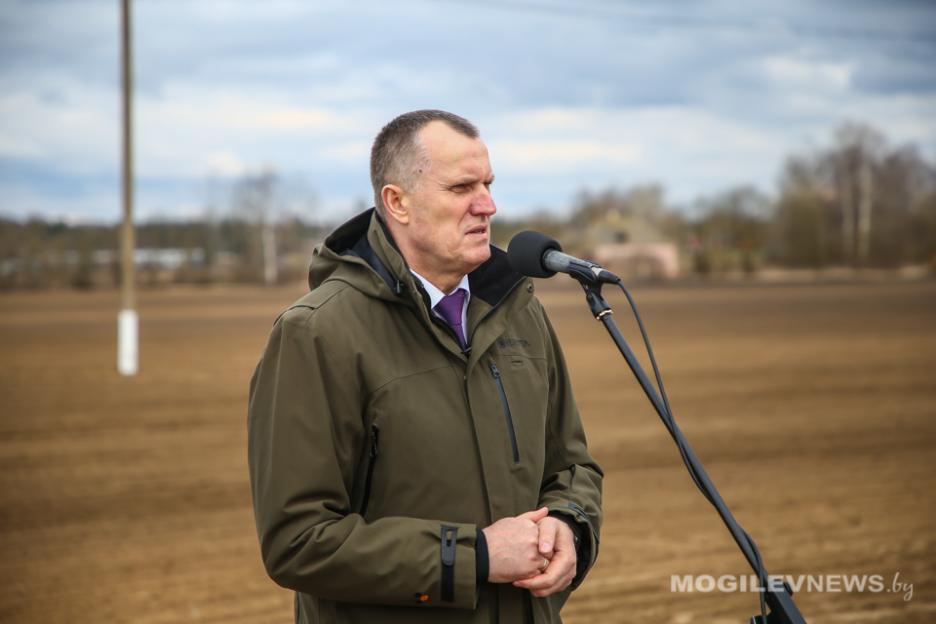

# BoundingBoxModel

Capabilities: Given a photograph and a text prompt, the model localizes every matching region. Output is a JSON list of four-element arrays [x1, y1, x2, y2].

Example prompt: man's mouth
[[466, 225, 488, 236]]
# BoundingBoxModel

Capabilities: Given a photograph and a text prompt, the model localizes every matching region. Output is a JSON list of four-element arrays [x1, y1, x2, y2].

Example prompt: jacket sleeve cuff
[[546, 506, 597, 590], [475, 528, 489, 584]]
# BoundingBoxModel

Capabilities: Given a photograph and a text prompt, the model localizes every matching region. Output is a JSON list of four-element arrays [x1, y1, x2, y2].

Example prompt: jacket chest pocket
[[486, 355, 548, 473], [489, 362, 520, 464]]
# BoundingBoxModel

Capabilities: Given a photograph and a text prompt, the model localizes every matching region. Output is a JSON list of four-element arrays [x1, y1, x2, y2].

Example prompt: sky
[[1, 0, 934, 224]]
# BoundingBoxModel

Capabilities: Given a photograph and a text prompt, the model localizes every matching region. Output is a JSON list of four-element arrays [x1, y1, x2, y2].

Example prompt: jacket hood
[[309, 208, 526, 311], [308, 208, 404, 302]]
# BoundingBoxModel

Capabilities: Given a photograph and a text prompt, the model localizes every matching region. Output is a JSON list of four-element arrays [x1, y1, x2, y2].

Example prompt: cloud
[[0, 182, 118, 223], [319, 141, 371, 164], [204, 151, 248, 177], [0, 132, 44, 160], [491, 139, 642, 172], [0, 76, 119, 173], [2, 0, 935, 221], [481, 105, 789, 211], [763, 55, 853, 91]]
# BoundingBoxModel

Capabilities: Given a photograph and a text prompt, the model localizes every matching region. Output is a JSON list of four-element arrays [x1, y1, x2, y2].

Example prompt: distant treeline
[[0, 214, 327, 289], [2, 122, 935, 290], [507, 122, 936, 276]]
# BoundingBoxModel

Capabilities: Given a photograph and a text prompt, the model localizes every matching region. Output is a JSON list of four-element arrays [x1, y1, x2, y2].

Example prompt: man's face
[[397, 121, 496, 281]]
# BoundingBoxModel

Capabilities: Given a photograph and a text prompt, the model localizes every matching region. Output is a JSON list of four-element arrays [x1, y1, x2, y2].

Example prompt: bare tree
[[231, 169, 281, 285], [833, 123, 885, 266], [693, 186, 771, 273], [775, 122, 935, 269]]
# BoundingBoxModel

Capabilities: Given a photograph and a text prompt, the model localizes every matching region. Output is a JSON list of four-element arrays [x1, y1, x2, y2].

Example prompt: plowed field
[[2, 280, 934, 623]]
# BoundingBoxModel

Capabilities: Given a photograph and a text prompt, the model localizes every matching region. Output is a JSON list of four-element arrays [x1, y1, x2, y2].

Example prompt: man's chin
[[462, 245, 492, 273]]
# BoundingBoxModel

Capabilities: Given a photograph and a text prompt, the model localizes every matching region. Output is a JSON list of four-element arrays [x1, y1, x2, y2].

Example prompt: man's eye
[[452, 184, 470, 193]]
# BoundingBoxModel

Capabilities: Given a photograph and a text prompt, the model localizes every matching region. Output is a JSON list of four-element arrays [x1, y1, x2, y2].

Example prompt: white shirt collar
[[409, 270, 471, 309]]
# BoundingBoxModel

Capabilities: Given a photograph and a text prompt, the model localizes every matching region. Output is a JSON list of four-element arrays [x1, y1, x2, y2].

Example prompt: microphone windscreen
[[507, 230, 563, 278]]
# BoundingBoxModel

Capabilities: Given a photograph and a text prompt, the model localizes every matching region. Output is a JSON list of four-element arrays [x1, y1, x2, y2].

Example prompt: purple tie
[[434, 288, 467, 348]]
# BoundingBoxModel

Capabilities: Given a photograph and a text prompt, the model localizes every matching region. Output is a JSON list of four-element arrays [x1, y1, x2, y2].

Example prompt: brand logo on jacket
[[496, 336, 530, 349]]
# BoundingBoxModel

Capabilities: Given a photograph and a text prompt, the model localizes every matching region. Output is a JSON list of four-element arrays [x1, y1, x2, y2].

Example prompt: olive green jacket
[[247, 209, 603, 623]]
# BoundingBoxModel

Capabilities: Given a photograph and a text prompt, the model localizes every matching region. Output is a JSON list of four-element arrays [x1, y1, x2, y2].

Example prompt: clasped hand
[[481, 507, 577, 597]]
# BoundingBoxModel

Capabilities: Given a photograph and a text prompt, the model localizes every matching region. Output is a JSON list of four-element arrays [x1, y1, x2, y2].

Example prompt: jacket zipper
[[359, 424, 380, 517], [489, 362, 520, 464]]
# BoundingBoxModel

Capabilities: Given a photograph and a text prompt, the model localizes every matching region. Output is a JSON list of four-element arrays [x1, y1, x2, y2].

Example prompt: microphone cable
[[613, 279, 769, 623]]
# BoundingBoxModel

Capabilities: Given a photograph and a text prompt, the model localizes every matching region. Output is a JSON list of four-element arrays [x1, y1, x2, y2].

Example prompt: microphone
[[507, 230, 620, 284]]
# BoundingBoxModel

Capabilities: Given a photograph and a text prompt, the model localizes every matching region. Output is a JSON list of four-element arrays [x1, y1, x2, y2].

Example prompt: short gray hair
[[370, 110, 479, 214]]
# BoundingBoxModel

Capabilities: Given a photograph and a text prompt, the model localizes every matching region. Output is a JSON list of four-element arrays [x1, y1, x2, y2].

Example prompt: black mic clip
[[554, 257, 617, 320], [562, 257, 620, 287]]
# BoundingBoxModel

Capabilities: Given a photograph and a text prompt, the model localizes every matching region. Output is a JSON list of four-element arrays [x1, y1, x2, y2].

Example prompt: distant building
[[573, 198, 681, 280], [593, 242, 680, 280]]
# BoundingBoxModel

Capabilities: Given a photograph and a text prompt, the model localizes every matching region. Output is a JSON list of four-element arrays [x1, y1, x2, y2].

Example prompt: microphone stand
[[570, 269, 807, 624]]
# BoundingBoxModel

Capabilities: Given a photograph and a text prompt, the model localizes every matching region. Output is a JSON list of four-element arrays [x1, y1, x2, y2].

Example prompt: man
[[248, 110, 602, 623]]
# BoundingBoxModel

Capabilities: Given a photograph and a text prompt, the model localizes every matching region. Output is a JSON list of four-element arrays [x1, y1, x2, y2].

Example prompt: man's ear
[[381, 184, 410, 225]]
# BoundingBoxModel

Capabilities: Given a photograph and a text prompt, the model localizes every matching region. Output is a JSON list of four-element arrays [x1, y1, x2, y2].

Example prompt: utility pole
[[118, 0, 138, 376], [838, 160, 854, 266], [856, 156, 873, 266]]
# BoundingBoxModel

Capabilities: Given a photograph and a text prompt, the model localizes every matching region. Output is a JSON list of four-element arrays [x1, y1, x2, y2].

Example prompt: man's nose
[[471, 188, 496, 216]]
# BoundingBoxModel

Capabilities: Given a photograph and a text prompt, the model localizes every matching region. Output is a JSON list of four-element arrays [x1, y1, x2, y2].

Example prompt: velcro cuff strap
[[440, 525, 458, 602]]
